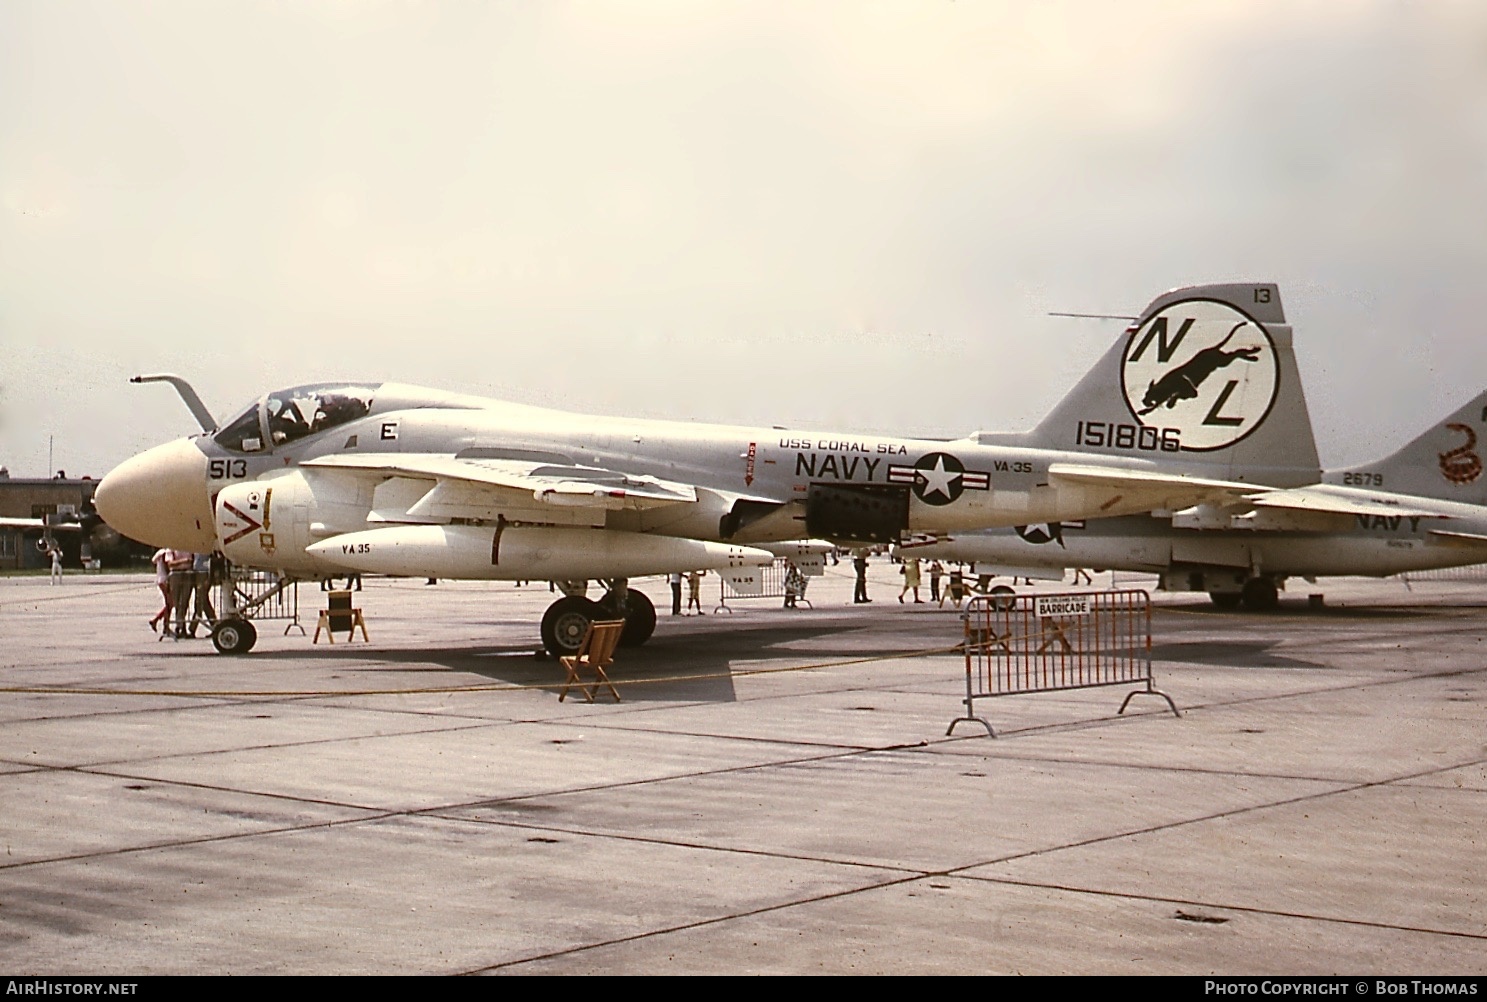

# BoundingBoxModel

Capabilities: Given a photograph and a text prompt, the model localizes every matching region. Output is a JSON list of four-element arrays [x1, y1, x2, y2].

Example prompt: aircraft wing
[[1426, 529, 1487, 549], [1050, 467, 1458, 523], [300, 453, 699, 510], [1245, 487, 1449, 520]]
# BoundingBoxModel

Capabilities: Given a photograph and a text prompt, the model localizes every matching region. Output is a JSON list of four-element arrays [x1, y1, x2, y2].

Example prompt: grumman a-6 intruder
[[97, 282, 1335, 655]]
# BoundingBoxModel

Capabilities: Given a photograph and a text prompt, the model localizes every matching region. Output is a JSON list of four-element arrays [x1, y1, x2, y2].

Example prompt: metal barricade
[[949, 589, 1177, 737], [214, 566, 304, 635], [714, 558, 811, 612]]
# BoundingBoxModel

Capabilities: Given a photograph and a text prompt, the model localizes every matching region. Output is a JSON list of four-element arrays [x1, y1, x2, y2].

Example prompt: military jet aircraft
[[96, 281, 1326, 654], [0, 510, 93, 546], [900, 389, 1487, 609]]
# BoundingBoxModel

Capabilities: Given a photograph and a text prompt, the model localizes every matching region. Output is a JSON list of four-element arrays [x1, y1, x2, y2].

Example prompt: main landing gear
[[539, 579, 656, 657], [1207, 577, 1280, 612], [1240, 576, 1279, 611]]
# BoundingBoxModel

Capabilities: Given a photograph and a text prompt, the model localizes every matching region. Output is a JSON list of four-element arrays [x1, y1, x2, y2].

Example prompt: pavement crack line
[[946, 754, 1487, 874], [1172, 663, 1487, 716], [0, 809, 397, 874], [0, 742, 908, 871], [966, 874, 1487, 941], [433, 814, 927, 876], [458, 871, 930, 974]]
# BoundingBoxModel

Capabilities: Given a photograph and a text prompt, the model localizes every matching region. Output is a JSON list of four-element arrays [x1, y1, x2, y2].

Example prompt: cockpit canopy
[[214, 383, 377, 453]]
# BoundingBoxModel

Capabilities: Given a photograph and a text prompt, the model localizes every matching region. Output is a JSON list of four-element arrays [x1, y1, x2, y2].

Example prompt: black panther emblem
[[1138, 322, 1260, 416]]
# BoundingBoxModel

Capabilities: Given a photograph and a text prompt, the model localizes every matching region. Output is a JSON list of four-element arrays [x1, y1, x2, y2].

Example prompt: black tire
[[618, 589, 656, 647], [1209, 591, 1243, 609], [211, 618, 258, 655], [541, 596, 603, 657], [988, 584, 1016, 612], [1240, 577, 1279, 612]]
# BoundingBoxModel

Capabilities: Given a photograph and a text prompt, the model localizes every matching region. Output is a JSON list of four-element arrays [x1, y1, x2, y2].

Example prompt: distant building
[[0, 475, 146, 570]]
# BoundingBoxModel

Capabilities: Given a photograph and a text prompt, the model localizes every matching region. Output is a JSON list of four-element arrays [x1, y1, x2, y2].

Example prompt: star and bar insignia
[[887, 452, 990, 506]]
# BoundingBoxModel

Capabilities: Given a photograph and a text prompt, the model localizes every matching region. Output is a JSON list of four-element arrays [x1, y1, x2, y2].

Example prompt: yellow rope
[[0, 583, 146, 606]]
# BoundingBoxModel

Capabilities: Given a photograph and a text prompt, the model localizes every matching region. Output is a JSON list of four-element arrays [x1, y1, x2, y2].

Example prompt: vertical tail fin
[[1328, 391, 1487, 503], [1009, 282, 1321, 487]]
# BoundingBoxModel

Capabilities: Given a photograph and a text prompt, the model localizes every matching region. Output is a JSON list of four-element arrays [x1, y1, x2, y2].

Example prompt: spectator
[[669, 571, 683, 615], [939, 566, 967, 608], [783, 561, 806, 609], [46, 540, 63, 585], [166, 549, 195, 638], [686, 570, 706, 615], [897, 556, 923, 604], [853, 551, 871, 604], [188, 551, 217, 637], [148, 547, 173, 632]]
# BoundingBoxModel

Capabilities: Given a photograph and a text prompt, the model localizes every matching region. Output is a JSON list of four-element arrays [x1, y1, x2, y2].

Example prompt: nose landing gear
[[210, 618, 258, 655]]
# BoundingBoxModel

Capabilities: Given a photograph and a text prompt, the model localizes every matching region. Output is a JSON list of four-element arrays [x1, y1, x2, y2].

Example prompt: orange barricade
[[949, 589, 1178, 737]]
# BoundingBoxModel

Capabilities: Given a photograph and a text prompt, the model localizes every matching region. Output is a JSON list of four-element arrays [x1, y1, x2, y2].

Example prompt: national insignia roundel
[[886, 452, 992, 506], [1014, 523, 1064, 546]]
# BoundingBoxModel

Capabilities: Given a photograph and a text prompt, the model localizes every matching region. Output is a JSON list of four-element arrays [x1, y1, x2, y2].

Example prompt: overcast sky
[[4, 1, 1486, 479]]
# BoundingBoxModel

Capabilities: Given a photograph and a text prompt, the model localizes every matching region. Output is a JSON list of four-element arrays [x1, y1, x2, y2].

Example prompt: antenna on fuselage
[[1047, 312, 1139, 320], [130, 374, 217, 433]]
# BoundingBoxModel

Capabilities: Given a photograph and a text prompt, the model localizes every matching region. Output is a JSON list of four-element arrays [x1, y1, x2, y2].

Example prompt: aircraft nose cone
[[96, 438, 216, 551]]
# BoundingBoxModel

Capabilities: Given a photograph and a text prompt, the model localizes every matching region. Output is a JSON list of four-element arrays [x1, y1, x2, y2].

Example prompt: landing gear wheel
[[1208, 591, 1242, 609], [618, 589, 656, 647], [541, 596, 604, 657], [211, 618, 258, 655], [987, 584, 1016, 612], [1240, 577, 1279, 612]]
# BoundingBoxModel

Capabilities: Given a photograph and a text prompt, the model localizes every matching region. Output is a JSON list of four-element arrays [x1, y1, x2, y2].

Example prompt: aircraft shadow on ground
[[1149, 640, 1324, 670], [1165, 600, 1448, 619], [240, 620, 950, 703]]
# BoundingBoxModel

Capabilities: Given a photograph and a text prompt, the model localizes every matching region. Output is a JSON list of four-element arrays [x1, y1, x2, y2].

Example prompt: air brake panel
[[805, 484, 909, 544]]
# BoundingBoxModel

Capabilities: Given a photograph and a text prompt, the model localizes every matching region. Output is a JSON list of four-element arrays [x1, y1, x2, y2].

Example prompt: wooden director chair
[[558, 619, 626, 703]]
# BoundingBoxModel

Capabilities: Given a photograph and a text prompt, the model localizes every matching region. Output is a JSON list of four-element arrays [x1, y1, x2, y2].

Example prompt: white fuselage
[[902, 504, 1487, 584], [98, 382, 1314, 580]]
